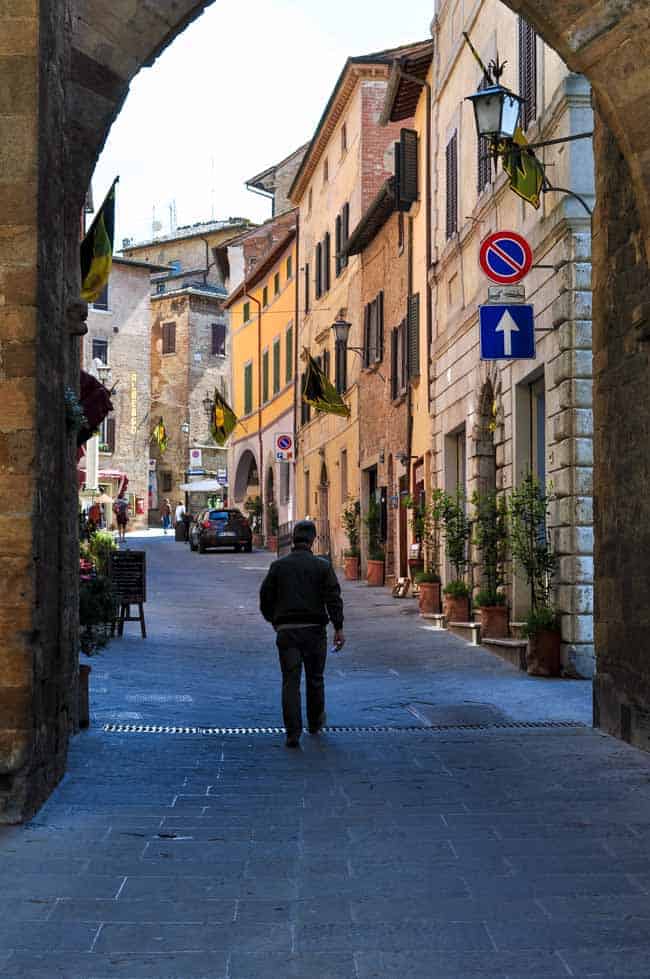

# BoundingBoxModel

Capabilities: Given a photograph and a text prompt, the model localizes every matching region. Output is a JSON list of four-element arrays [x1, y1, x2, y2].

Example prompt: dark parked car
[[189, 508, 253, 554]]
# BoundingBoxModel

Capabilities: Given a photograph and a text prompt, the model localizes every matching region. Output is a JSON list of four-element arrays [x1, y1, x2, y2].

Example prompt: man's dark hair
[[293, 520, 317, 546]]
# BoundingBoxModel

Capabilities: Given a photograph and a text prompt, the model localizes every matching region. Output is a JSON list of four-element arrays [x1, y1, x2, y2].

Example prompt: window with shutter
[[272, 338, 281, 395], [305, 263, 310, 313], [519, 17, 537, 130], [335, 214, 342, 277], [407, 293, 420, 379], [335, 338, 347, 394], [390, 329, 398, 400], [323, 348, 331, 379], [398, 128, 419, 209], [323, 233, 331, 293], [262, 349, 269, 403], [243, 301, 251, 323], [341, 203, 350, 269], [315, 244, 322, 298], [162, 321, 176, 354], [274, 272, 280, 296], [363, 305, 371, 368], [399, 319, 408, 393], [105, 416, 115, 453], [244, 362, 253, 415], [476, 77, 492, 194], [285, 325, 293, 383], [262, 285, 268, 307], [211, 322, 226, 356], [300, 374, 311, 425], [286, 255, 293, 279], [445, 133, 458, 238]]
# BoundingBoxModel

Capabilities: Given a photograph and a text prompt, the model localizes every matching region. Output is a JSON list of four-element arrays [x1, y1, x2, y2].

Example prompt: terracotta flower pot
[[443, 594, 470, 622], [367, 559, 385, 587], [527, 629, 561, 677], [344, 555, 360, 580], [418, 581, 441, 615], [478, 604, 509, 639]]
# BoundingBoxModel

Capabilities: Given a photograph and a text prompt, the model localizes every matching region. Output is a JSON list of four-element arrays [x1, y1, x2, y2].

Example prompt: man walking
[[260, 520, 344, 748]]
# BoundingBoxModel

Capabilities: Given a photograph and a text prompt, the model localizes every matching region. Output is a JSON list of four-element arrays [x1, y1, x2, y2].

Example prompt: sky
[[92, 0, 435, 247]]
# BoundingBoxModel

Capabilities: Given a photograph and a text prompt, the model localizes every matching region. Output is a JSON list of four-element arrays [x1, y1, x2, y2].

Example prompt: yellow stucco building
[[225, 216, 298, 537]]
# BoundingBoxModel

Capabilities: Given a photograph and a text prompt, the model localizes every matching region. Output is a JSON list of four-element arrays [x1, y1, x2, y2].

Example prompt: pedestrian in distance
[[260, 519, 345, 748], [113, 494, 129, 542], [174, 500, 186, 526], [161, 498, 172, 535]]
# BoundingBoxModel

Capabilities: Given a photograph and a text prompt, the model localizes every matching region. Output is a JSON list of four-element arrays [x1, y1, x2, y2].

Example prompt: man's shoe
[[286, 735, 300, 748]]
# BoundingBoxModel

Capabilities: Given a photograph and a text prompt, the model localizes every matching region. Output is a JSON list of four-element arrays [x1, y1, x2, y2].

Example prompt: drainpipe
[[244, 284, 264, 533], [291, 212, 300, 525]]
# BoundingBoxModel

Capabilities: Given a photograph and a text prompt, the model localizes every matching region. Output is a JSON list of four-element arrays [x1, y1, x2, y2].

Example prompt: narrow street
[[3, 536, 650, 978]]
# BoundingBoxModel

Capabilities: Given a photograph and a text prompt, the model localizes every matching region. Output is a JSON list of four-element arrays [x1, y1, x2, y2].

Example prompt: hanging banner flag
[[210, 388, 238, 446], [302, 352, 350, 418], [80, 177, 119, 302], [151, 417, 168, 453], [500, 128, 544, 209]]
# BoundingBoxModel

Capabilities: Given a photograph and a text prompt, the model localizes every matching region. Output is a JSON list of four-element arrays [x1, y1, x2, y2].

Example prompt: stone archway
[[2, 0, 650, 819], [233, 449, 259, 505]]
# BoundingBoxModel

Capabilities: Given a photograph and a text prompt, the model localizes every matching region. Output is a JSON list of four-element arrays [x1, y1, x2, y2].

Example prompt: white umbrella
[[179, 479, 224, 493]]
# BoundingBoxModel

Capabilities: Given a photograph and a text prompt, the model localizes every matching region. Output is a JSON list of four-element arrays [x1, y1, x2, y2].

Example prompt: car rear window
[[209, 511, 228, 520]]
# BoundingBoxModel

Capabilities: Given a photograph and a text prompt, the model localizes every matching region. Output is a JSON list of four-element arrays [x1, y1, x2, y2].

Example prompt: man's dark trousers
[[276, 626, 327, 738]]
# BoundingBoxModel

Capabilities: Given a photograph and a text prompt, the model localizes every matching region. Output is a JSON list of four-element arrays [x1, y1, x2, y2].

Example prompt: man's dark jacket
[[260, 546, 344, 630]]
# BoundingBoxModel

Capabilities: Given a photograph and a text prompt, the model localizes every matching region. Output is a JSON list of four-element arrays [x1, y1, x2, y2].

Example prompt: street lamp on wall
[[466, 82, 523, 145]]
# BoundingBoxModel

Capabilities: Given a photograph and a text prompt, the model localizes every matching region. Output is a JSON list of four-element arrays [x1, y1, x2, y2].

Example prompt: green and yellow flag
[[151, 417, 168, 454], [210, 388, 238, 446], [302, 352, 350, 418], [80, 177, 118, 302], [501, 128, 545, 209]]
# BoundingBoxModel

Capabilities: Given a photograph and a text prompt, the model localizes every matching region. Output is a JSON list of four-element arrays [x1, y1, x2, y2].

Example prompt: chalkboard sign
[[110, 550, 146, 604]]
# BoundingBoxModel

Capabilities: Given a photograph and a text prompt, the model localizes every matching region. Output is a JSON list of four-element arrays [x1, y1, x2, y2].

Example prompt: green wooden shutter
[[273, 338, 281, 394], [262, 350, 269, 403], [285, 326, 293, 383], [407, 293, 420, 379], [244, 363, 253, 415]]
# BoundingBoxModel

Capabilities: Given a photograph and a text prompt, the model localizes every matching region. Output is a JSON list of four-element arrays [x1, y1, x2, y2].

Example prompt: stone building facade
[[149, 286, 230, 520], [291, 44, 424, 563], [82, 257, 161, 529]]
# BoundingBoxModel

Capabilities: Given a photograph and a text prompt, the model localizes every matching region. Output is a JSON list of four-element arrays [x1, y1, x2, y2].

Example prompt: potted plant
[[415, 570, 441, 615], [265, 501, 279, 553], [508, 473, 560, 676], [245, 495, 263, 548], [365, 496, 385, 586], [341, 496, 360, 580], [403, 494, 424, 579], [441, 490, 471, 621], [472, 489, 509, 638]]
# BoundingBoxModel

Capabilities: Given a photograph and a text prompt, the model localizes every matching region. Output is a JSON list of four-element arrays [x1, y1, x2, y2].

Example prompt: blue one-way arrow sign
[[479, 304, 536, 360]]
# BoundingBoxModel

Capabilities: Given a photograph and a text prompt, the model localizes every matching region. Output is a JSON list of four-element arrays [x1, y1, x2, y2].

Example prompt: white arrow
[[495, 309, 520, 356]]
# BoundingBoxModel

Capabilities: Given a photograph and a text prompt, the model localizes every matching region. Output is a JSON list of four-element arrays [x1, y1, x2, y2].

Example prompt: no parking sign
[[275, 433, 294, 461], [479, 230, 533, 284]]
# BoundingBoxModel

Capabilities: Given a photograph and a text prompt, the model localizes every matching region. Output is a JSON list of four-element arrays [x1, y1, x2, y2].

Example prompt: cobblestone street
[[2, 535, 650, 977]]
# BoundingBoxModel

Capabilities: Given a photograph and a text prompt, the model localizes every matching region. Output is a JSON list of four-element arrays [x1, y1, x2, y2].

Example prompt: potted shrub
[[472, 490, 509, 638], [365, 496, 385, 586], [341, 496, 360, 580], [415, 570, 442, 615], [245, 495, 263, 548], [508, 473, 560, 676], [441, 490, 471, 621], [266, 501, 279, 553]]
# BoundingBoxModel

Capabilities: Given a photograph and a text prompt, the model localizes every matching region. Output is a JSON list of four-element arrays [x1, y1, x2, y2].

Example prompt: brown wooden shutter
[[305, 263, 310, 313], [377, 291, 384, 363], [105, 416, 116, 453], [407, 293, 420, 379], [390, 328, 398, 400], [323, 348, 331, 379], [446, 133, 458, 238], [363, 304, 371, 367], [335, 339, 347, 394], [335, 214, 342, 276], [519, 17, 537, 130], [342, 203, 350, 269], [323, 232, 331, 292], [398, 128, 419, 209], [315, 244, 322, 298], [162, 321, 176, 354]]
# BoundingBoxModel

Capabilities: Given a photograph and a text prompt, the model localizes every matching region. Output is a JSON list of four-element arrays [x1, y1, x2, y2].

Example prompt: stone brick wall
[[358, 212, 409, 583], [592, 110, 650, 740], [361, 83, 404, 214]]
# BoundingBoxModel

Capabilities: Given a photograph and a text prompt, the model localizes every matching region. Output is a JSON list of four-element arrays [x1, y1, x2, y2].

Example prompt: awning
[[179, 478, 224, 493]]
